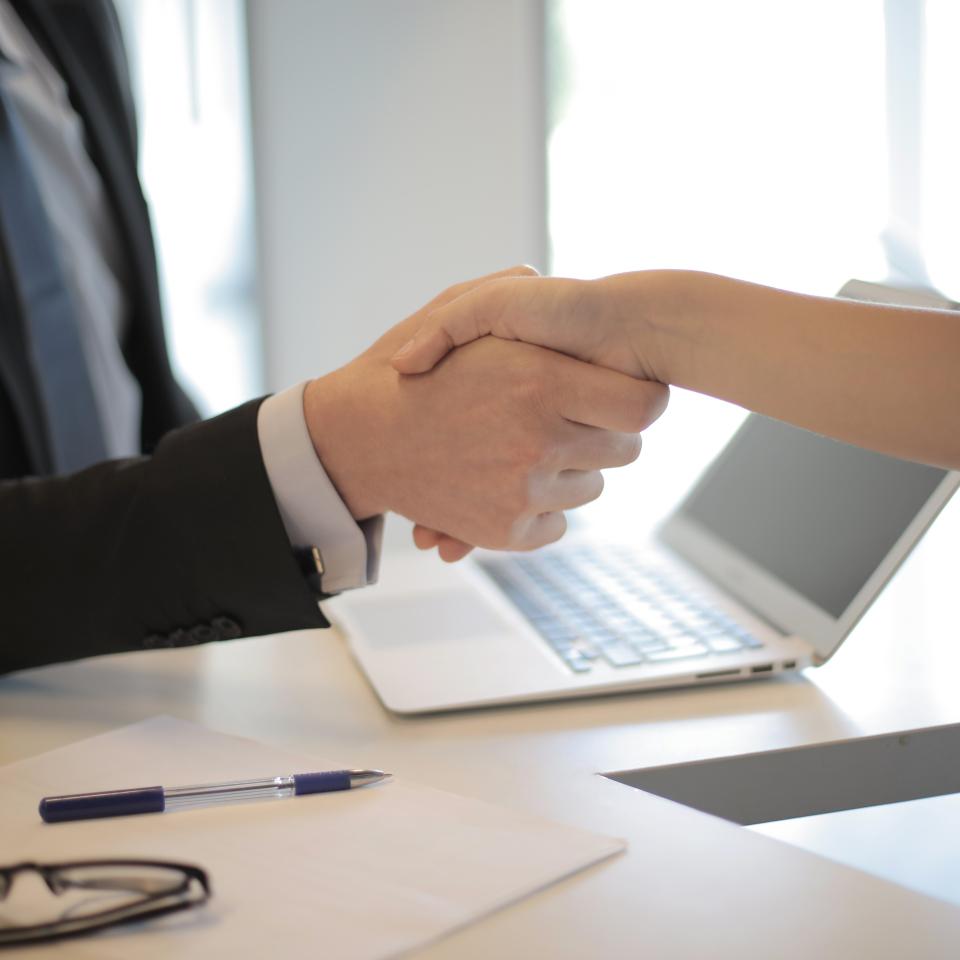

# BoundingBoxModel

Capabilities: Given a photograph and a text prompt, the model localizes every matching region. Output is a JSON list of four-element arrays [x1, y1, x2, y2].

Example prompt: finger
[[414, 525, 475, 561], [436, 537, 475, 563], [550, 355, 670, 432], [552, 426, 643, 472], [511, 511, 568, 552], [392, 276, 595, 374], [412, 525, 442, 550], [538, 470, 605, 513], [378, 266, 540, 356], [421, 264, 540, 315]]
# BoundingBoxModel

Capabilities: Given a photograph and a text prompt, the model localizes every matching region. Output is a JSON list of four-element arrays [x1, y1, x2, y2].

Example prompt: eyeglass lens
[[0, 861, 209, 947]]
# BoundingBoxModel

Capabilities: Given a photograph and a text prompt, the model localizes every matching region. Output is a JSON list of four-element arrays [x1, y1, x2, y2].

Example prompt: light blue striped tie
[[0, 72, 107, 473]]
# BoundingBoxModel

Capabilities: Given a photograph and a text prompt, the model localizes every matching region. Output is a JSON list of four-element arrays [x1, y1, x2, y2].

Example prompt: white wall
[[116, 0, 261, 414], [246, 0, 547, 390]]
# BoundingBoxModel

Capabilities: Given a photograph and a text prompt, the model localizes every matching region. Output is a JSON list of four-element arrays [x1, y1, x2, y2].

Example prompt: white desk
[[4, 501, 960, 958]]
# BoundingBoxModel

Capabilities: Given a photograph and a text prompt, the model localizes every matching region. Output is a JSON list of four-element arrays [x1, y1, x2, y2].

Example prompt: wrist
[[302, 370, 389, 521], [604, 269, 710, 386]]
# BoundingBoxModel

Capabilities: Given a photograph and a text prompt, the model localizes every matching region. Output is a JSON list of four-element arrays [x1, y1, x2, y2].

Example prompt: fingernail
[[392, 339, 414, 360]]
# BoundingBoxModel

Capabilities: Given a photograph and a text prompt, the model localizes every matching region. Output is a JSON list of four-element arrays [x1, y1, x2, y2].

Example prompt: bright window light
[[548, 0, 889, 532], [923, 0, 960, 298], [115, 0, 261, 416]]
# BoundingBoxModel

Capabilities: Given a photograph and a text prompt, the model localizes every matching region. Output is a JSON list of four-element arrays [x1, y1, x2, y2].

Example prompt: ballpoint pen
[[39, 769, 391, 823]]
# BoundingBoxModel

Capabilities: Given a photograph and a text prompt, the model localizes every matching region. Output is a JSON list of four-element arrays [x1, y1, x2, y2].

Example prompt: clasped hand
[[304, 268, 668, 561]]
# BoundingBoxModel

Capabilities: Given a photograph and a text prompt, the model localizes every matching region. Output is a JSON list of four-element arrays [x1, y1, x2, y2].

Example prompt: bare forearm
[[616, 270, 960, 469], [393, 267, 960, 468]]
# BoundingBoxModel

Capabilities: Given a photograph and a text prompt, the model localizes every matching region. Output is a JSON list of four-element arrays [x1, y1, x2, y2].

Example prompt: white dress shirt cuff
[[257, 383, 383, 595]]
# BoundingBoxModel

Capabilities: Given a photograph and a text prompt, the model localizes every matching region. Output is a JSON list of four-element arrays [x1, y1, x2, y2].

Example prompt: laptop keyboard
[[478, 545, 763, 674]]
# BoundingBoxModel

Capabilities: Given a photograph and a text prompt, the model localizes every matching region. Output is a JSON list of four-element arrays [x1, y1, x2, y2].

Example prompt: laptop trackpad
[[345, 589, 510, 647]]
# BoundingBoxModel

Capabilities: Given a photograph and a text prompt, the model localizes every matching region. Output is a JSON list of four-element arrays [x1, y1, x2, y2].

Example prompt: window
[[548, 0, 957, 528], [114, 0, 261, 416]]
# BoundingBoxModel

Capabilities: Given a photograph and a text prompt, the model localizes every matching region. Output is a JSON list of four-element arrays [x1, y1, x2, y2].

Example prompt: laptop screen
[[677, 415, 947, 618]]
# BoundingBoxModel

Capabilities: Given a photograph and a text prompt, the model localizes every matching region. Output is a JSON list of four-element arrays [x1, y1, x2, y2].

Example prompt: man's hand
[[303, 270, 668, 556], [390, 273, 664, 381]]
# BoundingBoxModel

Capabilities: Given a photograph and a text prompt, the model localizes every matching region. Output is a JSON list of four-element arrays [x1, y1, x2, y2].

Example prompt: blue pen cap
[[39, 786, 166, 823]]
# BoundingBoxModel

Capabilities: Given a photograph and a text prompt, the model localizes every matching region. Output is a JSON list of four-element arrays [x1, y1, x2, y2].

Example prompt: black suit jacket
[[0, 0, 327, 673]]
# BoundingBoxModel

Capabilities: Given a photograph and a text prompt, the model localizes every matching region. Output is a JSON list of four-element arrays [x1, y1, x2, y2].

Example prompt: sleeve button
[[189, 623, 217, 645], [212, 616, 242, 641]]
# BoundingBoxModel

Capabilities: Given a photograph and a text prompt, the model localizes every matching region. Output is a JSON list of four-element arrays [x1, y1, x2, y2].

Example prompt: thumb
[[391, 325, 458, 375], [392, 275, 554, 374]]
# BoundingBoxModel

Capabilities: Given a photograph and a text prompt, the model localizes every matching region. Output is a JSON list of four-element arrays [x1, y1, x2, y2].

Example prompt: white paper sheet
[[0, 717, 624, 958]]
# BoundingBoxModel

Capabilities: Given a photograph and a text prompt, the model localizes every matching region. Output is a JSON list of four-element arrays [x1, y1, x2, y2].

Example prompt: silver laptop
[[331, 284, 960, 714]]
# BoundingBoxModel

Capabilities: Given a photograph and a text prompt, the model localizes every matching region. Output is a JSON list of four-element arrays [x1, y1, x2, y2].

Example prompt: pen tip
[[350, 770, 391, 788]]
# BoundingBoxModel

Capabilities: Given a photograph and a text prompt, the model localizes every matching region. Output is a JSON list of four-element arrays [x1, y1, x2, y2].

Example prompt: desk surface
[[4, 502, 960, 958]]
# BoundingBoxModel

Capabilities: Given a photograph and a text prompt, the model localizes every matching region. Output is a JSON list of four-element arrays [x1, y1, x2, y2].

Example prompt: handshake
[[305, 260, 960, 563], [303, 266, 670, 562], [304, 258, 960, 561]]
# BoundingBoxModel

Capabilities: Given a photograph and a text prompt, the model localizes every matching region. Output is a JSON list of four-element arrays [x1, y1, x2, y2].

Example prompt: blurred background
[[113, 0, 959, 531], [111, 0, 960, 902]]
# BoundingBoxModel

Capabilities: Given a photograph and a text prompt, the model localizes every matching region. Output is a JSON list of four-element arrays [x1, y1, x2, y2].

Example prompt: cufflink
[[294, 546, 326, 596], [211, 616, 242, 640]]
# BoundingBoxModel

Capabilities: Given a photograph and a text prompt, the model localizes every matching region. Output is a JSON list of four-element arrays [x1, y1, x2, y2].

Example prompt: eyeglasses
[[0, 859, 211, 947]]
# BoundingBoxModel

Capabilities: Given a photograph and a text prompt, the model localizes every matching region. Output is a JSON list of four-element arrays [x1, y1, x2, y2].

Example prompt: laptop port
[[750, 664, 774, 674], [695, 669, 743, 680], [782, 660, 797, 669]]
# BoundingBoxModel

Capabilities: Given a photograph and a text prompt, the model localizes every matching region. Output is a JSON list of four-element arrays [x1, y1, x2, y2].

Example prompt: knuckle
[[537, 436, 564, 469], [621, 407, 653, 433], [444, 278, 474, 301], [625, 414, 651, 435], [623, 433, 643, 464], [519, 345, 555, 381], [500, 477, 536, 526], [512, 483, 536, 517], [511, 263, 540, 278], [587, 471, 605, 502], [500, 514, 531, 549], [512, 511, 567, 552], [627, 383, 670, 431], [517, 370, 559, 424], [486, 529, 513, 551], [473, 516, 510, 551], [513, 430, 552, 470], [545, 512, 568, 545], [569, 472, 604, 508]]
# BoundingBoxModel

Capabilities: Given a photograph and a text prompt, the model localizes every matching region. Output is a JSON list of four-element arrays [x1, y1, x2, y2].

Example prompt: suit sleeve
[[0, 398, 329, 674]]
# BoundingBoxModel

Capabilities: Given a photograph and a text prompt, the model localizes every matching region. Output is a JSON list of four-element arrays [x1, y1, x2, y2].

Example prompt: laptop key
[[646, 644, 710, 662], [560, 653, 593, 673], [570, 640, 601, 659], [704, 637, 743, 653], [667, 632, 704, 647], [633, 640, 670, 653], [599, 643, 645, 667]]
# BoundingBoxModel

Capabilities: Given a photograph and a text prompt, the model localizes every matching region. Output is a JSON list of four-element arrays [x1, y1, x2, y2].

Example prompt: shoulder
[[18, 0, 139, 153]]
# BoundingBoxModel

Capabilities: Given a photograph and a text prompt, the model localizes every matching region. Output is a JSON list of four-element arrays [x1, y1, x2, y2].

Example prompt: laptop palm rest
[[343, 589, 509, 648]]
